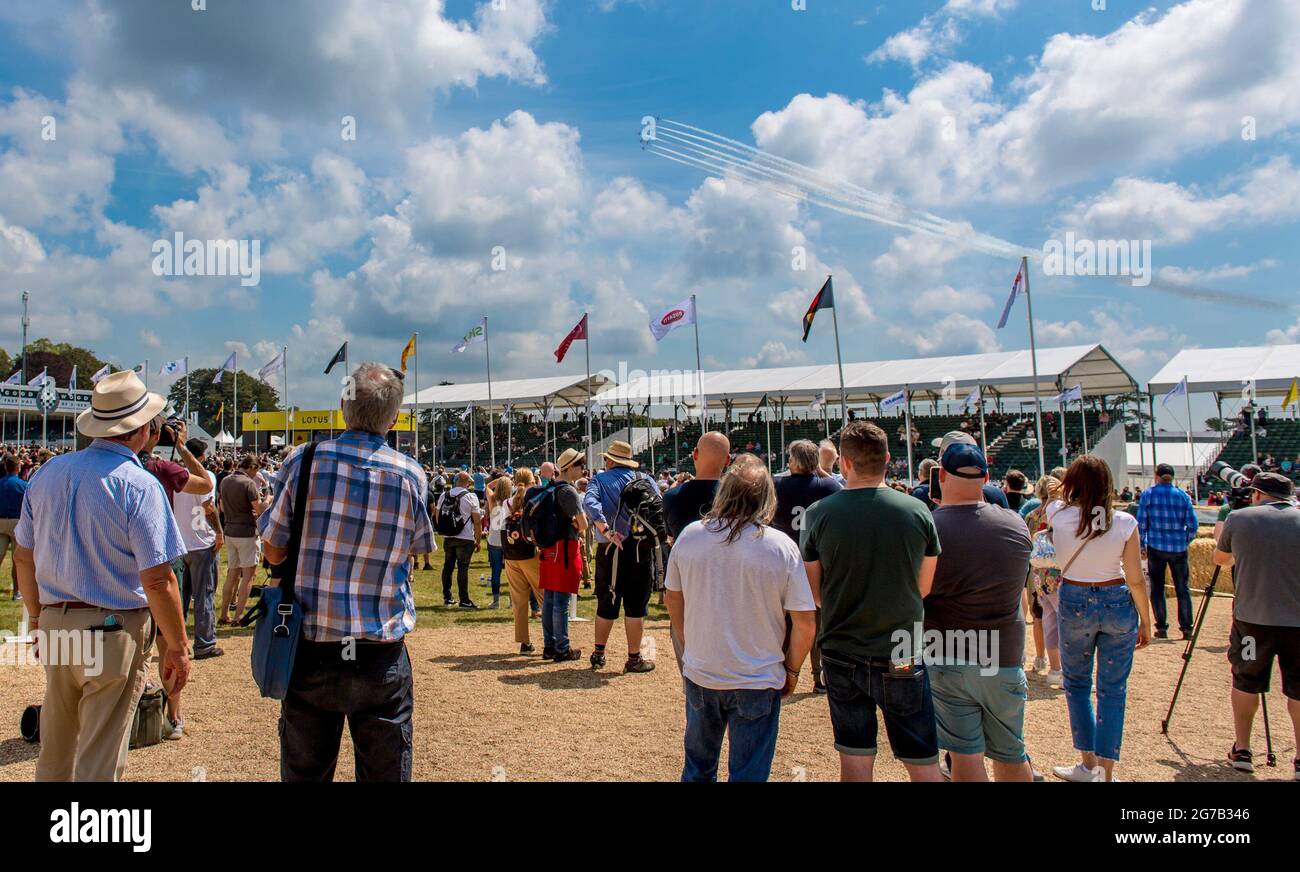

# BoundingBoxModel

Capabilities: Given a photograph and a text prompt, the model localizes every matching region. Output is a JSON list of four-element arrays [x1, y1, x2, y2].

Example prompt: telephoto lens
[[1209, 460, 1247, 489]]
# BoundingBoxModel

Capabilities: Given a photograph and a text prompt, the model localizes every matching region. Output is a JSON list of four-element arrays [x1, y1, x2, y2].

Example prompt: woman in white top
[[1047, 456, 1152, 783], [484, 476, 513, 610]]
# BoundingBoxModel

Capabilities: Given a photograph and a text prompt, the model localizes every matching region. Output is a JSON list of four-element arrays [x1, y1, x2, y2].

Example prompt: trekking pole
[[1161, 566, 1220, 734], [1260, 693, 1277, 767]]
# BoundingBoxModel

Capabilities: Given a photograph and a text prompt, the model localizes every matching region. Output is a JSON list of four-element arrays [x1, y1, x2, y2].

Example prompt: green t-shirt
[[800, 486, 941, 658], [1217, 503, 1232, 522]]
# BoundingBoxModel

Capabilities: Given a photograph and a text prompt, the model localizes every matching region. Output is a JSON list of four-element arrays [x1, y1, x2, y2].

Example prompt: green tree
[[166, 368, 280, 435], [8, 339, 106, 387]]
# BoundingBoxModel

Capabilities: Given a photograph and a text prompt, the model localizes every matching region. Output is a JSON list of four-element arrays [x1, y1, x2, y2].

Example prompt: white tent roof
[[406, 373, 610, 412], [214, 430, 236, 445], [593, 344, 1136, 410], [1148, 343, 1300, 397]]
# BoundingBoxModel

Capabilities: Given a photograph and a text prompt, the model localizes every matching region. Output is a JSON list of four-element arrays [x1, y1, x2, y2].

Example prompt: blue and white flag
[[1160, 376, 1188, 409], [213, 351, 237, 384], [962, 384, 981, 411], [159, 357, 187, 377], [881, 388, 907, 411], [132, 363, 146, 376], [809, 391, 826, 414], [90, 363, 111, 384], [996, 262, 1024, 329], [3, 370, 21, 385], [1053, 384, 1083, 405], [27, 368, 50, 388], [459, 404, 475, 421], [68, 366, 77, 390]]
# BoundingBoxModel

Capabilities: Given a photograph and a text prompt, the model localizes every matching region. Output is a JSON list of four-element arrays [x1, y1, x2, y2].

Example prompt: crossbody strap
[[280, 442, 318, 602]]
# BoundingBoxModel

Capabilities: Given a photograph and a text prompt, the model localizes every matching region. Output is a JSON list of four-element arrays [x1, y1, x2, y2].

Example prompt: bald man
[[663, 432, 732, 543], [538, 462, 558, 485]]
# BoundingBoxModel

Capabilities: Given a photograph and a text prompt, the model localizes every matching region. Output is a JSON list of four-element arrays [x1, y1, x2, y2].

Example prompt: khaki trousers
[[504, 557, 542, 645], [35, 605, 153, 782]]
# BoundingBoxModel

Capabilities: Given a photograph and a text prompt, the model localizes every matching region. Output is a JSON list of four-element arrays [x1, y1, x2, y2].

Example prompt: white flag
[[27, 368, 49, 387], [453, 317, 487, 353], [809, 391, 826, 414], [502, 402, 514, 416], [3, 370, 21, 385], [68, 366, 78, 390], [1053, 384, 1083, 405], [649, 297, 697, 342], [1161, 376, 1188, 409], [459, 404, 475, 421], [132, 363, 146, 375], [881, 388, 907, 411], [962, 385, 981, 411], [159, 357, 188, 377], [90, 364, 112, 384], [213, 351, 237, 384], [258, 349, 286, 382]]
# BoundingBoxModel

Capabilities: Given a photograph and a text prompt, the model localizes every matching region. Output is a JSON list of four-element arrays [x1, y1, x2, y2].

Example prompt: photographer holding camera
[[1213, 472, 1300, 780]]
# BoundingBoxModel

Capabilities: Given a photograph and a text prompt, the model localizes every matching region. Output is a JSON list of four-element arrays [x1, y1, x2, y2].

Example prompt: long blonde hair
[[704, 453, 777, 544], [510, 468, 535, 512]]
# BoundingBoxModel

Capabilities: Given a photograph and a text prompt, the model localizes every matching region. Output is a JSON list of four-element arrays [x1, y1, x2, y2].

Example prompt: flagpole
[[829, 278, 847, 436], [977, 387, 987, 455], [484, 317, 496, 469], [1021, 255, 1046, 479], [904, 387, 915, 486], [765, 407, 772, 470], [1080, 395, 1089, 454], [184, 358, 190, 424], [414, 333, 420, 462], [692, 294, 706, 428], [1248, 386, 1259, 464], [1183, 376, 1198, 503], [282, 346, 289, 450], [233, 353, 238, 459], [584, 312, 593, 470]]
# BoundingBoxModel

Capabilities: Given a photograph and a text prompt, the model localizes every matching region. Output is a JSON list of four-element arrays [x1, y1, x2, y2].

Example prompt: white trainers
[[1046, 670, 1063, 687], [1052, 763, 1104, 782], [165, 719, 184, 740], [1032, 656, 1048, 672]]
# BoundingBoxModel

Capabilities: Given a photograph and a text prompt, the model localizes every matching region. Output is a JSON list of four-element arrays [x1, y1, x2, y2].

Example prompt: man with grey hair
[[261, 362, 434, 782]]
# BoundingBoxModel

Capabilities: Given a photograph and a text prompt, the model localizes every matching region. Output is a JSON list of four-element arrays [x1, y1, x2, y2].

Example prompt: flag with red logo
[[555, 314, 588, 364], [649, 296, 697, 342]]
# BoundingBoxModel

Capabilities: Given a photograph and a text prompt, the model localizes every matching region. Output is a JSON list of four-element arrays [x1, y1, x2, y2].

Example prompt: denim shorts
[[820, 651, 939, 765], [929, 665, 1028, 763]]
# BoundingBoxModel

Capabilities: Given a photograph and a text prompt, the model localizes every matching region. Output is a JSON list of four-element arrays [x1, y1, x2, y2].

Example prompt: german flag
[[801, 276, 834, 343]]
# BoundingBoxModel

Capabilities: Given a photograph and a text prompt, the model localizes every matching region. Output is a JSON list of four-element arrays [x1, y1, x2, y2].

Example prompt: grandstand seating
[[1204, 417, 1300, 489]]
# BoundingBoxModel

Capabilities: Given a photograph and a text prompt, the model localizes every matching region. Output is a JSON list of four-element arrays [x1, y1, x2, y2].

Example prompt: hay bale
[[1188, 537, 1232, 593]]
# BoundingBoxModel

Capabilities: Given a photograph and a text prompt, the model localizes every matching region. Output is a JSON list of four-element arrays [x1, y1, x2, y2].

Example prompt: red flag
[[555, 314, 588, 363]]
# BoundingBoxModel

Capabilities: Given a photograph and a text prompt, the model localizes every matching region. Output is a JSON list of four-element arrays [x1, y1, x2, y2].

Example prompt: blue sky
[[0, 0, 1296, 428]]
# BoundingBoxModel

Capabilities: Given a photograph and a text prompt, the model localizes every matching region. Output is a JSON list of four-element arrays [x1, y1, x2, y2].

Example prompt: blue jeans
[[487, 545, 504, 598], [181, 545, 220, 654], [681, 678, 782, 782], [1058, 583, 1138, 761], [1146, 547, 1192, 632], [542, 590, 571, 654]]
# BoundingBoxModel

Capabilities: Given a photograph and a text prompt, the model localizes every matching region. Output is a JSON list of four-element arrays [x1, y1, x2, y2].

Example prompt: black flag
[[800, 276, 834, 343], [324, 341, 348, 375]]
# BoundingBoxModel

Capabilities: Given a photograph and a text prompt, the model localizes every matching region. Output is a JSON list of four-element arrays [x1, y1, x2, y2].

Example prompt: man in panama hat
[[13, 369, 192, 781]]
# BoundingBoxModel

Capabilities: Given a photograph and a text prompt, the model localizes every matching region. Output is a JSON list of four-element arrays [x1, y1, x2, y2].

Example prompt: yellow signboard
[[241, 409, 415, 433]]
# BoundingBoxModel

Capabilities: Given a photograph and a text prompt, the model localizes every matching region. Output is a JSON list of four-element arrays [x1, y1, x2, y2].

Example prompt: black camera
[[157, 416, 185, 448], [1210, 460, 1258, 510]]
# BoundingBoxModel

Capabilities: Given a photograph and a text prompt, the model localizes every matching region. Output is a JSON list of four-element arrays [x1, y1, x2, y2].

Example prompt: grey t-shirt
[[925, 502, 1032, 669], [1218, 501, 1300, 627]]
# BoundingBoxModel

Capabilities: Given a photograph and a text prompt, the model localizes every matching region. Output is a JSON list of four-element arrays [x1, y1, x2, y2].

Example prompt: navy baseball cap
[[942, 442, 988, 479]]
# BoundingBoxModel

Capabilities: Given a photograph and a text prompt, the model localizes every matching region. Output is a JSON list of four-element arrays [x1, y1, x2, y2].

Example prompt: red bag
[[538, 538, 582, 594]]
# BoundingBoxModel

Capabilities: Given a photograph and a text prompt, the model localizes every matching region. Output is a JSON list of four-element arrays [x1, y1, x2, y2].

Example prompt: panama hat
[[601, 440, 640, 469], [556, 448, 586, 472], [76, 370, 167, 439]]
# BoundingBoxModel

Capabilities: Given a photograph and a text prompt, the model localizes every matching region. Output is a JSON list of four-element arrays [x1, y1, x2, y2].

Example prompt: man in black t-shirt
[[662, 432, 731, 542]]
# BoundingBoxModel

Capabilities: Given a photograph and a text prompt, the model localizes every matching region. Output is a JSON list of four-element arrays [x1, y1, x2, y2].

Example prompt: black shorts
[[1228, 619, 1300, 700], [594, 539, 654, 620]]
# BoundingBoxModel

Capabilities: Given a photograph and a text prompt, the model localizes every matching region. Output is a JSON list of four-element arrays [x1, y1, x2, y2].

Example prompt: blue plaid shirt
[[15, 439, 187, 609], [1136, 482, 1199, 553], [259, 430, 435, 642]]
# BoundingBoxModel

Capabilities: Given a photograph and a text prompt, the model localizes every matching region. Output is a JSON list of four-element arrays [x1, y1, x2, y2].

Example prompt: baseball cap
[[1155, 462, 1176, 479], [941, 442, 988, 479], [937, 430, 978, 458], [1248, 471, 1294, 500]]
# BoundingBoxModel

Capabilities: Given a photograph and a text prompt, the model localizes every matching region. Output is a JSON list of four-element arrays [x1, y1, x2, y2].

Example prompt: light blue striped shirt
[[15, 439, 187, 609]]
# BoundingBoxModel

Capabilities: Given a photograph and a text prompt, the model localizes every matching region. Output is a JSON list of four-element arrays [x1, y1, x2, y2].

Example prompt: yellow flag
[[400, 334, 417, 372], [1284, 377, 1299, 410], [217, 402, 225, 419]]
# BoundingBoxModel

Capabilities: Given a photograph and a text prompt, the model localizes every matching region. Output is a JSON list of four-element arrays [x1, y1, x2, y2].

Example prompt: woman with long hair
[[503, 468, 544, 653], [484, 475, 513, 609], [1047, 456, 1153, 782], [1024, 475, 1064, 685]]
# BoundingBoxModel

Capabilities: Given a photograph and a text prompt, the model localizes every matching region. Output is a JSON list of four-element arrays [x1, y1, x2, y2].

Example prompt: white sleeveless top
[[1046, 500, 1138, 583]]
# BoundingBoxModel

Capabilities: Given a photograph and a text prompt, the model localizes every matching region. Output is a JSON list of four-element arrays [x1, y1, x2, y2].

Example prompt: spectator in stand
[[1048, 456, 1153, 782], [0, 454, 27, 599], [773, 439, 842, 693], [665, 453, 816, 781], [1136, 463, 1200, 641], [801, 422, 942, 782]]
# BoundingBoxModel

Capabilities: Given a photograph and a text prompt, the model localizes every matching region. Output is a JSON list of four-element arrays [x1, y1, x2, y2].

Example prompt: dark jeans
[[280, 639, 413, 782], [820, 652, 939, 765], [1147, 547, 1192, 632], [681, 678, 782, 782], [441, 537, 475, 604]]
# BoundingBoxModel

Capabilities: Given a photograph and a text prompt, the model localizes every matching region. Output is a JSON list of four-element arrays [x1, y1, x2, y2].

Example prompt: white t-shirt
[[1046, 500, 1138, 583], [173, 470, 218, 552], [488, 503, 508, 547], [665, 520, 816, 691], [440, 487, 481, 540]]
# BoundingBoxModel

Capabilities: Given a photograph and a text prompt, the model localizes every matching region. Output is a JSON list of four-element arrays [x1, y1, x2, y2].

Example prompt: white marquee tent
[[1148, 343, 1300, 398]]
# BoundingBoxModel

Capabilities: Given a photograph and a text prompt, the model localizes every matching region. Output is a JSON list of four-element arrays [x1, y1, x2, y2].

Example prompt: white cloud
[[908, 285, 994, 317], [1157, 260, 1277, 285], [868, 0, 1015, 67], [1037, 307, 1176, 369], [138, 329, 161, 349], [590, 177, 682, 239], [888, 313, 1000, 356], [741, 341, 810, 369]]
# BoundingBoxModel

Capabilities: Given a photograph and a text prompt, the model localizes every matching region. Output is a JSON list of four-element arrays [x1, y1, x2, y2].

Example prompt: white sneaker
[[1032, 656, 1048, 672], [1052, 763, 1103, 782], [1046, 670, 1063, 687], [165, 719, 184, 740]]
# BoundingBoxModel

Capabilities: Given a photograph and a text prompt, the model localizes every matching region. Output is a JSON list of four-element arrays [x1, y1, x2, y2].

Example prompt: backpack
[[521, 482, 571, 550], [502, 510, 536, 560], [615, 472, 667, 546], [434, 489, 470, 537]]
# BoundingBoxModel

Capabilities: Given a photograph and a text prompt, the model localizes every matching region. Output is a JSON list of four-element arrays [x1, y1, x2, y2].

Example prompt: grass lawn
[[0, 545, 667, 637]]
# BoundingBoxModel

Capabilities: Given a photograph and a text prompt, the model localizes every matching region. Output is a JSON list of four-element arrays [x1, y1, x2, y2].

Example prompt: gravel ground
[[0, 595, 1292, 782]]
